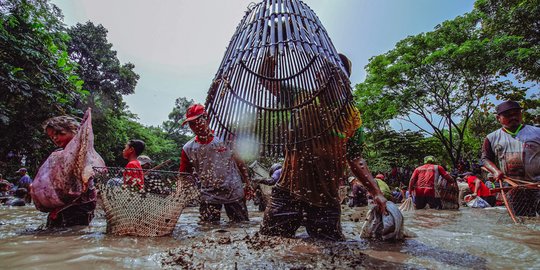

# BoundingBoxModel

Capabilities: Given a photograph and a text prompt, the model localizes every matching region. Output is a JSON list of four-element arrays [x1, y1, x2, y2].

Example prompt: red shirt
[[410, 164, 450, 197], [124, 160, 144, 190], [466, 175, 491, 197]]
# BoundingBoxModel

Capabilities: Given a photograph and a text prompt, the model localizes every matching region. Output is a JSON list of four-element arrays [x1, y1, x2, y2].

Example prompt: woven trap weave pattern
[[205, 0, 357, 157], [93, 167, 199, 237]]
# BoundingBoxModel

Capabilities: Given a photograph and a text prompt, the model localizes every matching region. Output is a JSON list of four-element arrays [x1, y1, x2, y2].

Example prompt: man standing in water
[[259, 54, 388, 241], [179, 104, 253, 223], [408, 156, 454, 210], [481, 100, 540, 215], [16, 168, 32, 203]]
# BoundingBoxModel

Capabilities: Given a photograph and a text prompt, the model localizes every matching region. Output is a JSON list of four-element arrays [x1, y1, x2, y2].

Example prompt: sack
[[360, 202, 404, 241], [467, 196, 490, 208], [399, 197, 415, 212]]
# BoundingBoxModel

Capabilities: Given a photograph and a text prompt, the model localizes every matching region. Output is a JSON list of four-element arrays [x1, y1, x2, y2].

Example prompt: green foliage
[[0, 0, 84, 172], [475, 0, 540, 82], [66, 22, 139, 114], [362, 129, 447, 172], [355, 12, 519, 166], [92, 113, 178, 167]]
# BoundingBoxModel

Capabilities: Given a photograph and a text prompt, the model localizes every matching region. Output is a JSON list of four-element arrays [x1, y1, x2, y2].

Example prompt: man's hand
[[244, 184, 255, 200], [493, 170, 505, 181], [373, 194, 388, 215]]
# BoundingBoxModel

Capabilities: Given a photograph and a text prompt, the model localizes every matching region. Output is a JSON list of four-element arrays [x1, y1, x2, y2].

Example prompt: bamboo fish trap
[[205, 0, 357, 157]]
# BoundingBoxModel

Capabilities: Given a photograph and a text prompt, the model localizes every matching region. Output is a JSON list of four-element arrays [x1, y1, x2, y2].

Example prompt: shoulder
[[126, 160, 142, 169], [523, 125, 540, 133], [182, 138, 197, 150], [486, 128, 503, 140]]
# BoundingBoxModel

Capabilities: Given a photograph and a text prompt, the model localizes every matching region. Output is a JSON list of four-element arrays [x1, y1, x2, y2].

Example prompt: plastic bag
[[399, 197, 415, 212], [467, 196, 490, 208], [360, 202, 404, 241]]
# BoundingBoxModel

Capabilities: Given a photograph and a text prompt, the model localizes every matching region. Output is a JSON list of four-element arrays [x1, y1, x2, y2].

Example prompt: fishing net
[[205, 0, 357, 157], [436, 178, 460, 210], [93, 167, 199, 237], [498, 185, 540, 225]]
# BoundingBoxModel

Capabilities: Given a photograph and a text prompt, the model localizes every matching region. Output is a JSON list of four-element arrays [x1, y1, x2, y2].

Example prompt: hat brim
[[496, 107, 522, 115], [181, 114, 204, 127]]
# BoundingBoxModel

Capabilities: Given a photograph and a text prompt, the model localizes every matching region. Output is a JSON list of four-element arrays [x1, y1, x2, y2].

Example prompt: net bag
[[505, 186, 540, 221], [93, 167, 199, 236], [436, 178, 460, 210]]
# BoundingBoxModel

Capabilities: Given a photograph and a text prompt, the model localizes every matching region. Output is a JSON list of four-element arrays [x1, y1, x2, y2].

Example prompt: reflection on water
[[0, 204, 539, 269]]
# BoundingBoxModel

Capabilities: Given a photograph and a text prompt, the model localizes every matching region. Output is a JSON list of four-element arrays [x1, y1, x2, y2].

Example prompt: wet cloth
[[199, 199, 249, 222], [181, 135, 244, 204], [47, 200, 96, 227], [360, 202, 404, 241], [415, 196, 441, 210], [5, 198, 25, 206], [46, 187, 96, 228], [123, 160, 144, 190], [482, 125, 540, 182], [260, 187, 345, 241]]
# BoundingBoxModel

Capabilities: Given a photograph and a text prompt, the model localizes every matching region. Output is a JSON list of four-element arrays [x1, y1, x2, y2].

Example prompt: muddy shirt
[[276, 105, 362, 207], [482, 125, 540, 182], [182, 136, 244, 204]]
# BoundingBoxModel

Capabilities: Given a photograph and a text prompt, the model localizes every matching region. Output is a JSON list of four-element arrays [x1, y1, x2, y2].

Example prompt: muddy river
[[1, 203, 539, 269]]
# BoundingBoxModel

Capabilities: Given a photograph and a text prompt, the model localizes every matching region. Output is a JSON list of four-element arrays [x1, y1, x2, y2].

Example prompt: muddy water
[[1, 204, 539, 269]]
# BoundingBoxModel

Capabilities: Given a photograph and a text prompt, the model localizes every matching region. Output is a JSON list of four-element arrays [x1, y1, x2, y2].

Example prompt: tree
[[355, 12, 519, 166], [66, 22, 139, 115], [475, 0, 540, 82], [0, 0, 85, 172], [362, 129, 439, 173], [161, 97, 194, 147]]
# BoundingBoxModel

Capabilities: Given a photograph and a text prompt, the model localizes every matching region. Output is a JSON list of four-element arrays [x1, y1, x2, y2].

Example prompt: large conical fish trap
[[205, 0, 357, 157], [93, 167, 199, 236]]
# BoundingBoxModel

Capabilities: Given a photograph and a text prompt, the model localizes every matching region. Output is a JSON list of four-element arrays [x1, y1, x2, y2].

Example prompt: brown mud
[[1, 204, 539, 269]]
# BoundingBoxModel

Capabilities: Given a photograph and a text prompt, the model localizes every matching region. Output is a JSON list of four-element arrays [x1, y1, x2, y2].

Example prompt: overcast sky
[[51, 0, 476, 127]]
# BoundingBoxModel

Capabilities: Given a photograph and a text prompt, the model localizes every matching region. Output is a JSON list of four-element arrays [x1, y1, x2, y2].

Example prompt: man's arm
[[481, 138, 504, 181], [347, 158, 387, 214], [438, 166, 455, 183], [232, 153, 254, 200], [178, 149, 193, 173], [408, 169, 418, 194], [473, 177, 482, 196]]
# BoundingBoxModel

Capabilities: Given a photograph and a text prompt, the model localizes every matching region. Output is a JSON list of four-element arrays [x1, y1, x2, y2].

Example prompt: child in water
[[122, 139, 145, 190]]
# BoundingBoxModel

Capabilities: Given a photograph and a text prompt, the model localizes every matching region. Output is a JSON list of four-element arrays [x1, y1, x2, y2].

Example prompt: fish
[[31, 108, 105, 212], [360, 201, 404, 241]]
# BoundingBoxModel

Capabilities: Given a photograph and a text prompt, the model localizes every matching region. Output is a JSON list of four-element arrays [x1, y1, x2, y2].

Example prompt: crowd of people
[[1, 93, 538, 240]]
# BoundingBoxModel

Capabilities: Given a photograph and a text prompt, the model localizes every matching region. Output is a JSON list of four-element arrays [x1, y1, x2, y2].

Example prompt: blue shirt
[[18, 175, 32, 187]]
